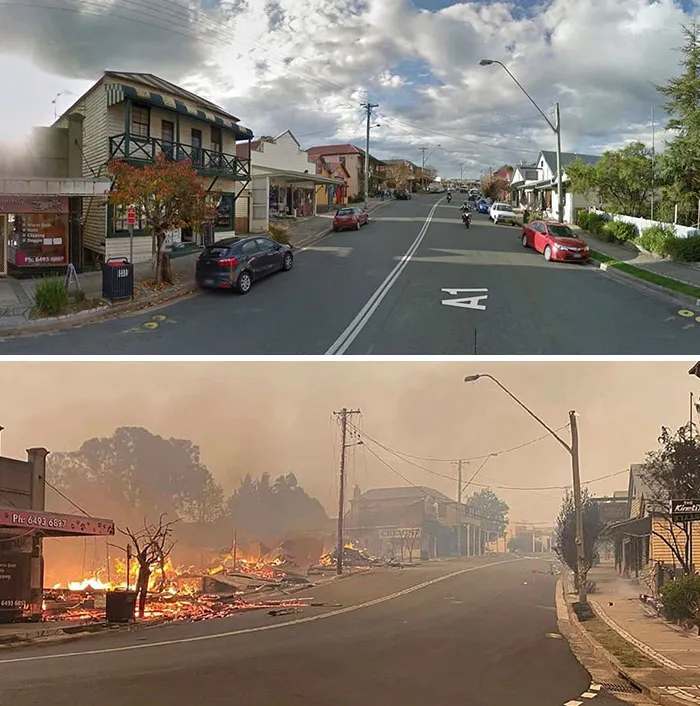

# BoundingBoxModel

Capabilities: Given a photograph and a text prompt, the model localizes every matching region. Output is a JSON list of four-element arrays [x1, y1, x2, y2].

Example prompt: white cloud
[[0, 0, 692, 177]]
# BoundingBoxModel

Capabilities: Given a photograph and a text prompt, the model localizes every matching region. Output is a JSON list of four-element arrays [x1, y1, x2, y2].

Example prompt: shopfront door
[[0, 215, 6, 276]]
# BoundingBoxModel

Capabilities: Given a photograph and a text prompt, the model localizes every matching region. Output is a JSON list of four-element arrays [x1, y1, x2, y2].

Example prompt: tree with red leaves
[[109, 154, 217, 284]]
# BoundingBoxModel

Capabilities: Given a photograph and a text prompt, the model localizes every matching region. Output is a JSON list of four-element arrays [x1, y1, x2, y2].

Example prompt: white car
[[490, 202, 519, 226]]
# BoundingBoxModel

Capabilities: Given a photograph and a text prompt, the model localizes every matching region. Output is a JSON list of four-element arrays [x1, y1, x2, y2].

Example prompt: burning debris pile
[[43, 543, 322, 624], [313, 543, 378, 572]]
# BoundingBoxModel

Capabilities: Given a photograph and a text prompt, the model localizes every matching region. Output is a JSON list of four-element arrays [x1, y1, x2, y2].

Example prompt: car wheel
[[521, 234, 528, 248], [235, 270, 252, 294], [544, 245, 553, 262], [282, 252, 293, 272], [333, 227, 338, 232], [355, 221, 361, 231]]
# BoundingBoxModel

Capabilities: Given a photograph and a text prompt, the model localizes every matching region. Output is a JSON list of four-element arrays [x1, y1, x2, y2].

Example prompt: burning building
[[0, 447, 115, 622], [345, 486, 485, 560]]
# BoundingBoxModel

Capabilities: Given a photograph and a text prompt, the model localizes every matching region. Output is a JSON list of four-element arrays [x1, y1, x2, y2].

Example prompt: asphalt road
[[2, 194, 697, 353], [0, 557, 629, 706]]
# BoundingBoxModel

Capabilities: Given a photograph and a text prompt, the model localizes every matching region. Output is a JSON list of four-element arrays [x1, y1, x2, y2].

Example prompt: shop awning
[[252, 166, 344, 186], [0, 178, 111, 197], [105, 82, 254, 140], [603, 515, 651, 538], [0, 507, 115, 538]]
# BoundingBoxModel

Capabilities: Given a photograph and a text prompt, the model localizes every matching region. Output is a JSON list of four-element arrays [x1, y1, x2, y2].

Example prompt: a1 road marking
[[441, 288, 488, 310]]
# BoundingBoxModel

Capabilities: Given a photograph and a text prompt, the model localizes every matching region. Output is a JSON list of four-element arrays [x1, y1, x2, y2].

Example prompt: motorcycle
[[446, 193, 452, 203], [462, 209, 471, 228]]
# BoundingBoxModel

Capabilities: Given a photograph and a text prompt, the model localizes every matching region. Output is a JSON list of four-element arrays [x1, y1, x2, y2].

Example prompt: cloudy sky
[[1, 360, 697, 526], [0, 0, 694, 178]]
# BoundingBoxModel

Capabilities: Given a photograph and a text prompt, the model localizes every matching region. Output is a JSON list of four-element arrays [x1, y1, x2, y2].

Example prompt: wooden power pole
[[333, 407, 361, 575]]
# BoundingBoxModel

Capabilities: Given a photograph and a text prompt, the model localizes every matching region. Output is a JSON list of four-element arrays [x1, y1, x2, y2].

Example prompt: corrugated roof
[[307, 144, 364, 156], [104, 71, 240, 123], [359, 486, 452, 502], [540, 150, 600, 172]]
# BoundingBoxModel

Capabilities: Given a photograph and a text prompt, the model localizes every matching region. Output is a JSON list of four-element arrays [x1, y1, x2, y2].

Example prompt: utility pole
[[455, 459, 463, 556], [333, 407, 362, 575], [232, 530, 237, 571], [554, 103, 564, 223], [651, 105, 656, 222], [420, 147, 428, 191], [569, 410, 586, 604], [362, 102, 378, 211]]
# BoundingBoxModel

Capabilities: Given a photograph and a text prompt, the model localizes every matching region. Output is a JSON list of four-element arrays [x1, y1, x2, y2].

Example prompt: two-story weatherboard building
[[53, 72, 254, 265]]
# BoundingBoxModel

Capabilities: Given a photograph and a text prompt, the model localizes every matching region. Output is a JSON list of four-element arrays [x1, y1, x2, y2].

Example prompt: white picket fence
[[590, 209, 700, 239]]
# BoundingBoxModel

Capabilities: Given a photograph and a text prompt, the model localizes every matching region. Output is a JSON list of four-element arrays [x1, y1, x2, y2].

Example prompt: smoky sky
[[0, 360, 696, 524]]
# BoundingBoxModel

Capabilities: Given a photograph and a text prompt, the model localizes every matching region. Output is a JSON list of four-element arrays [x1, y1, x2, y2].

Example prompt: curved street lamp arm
[[492, 60, 557, 134], [470, 373, 571, 454]]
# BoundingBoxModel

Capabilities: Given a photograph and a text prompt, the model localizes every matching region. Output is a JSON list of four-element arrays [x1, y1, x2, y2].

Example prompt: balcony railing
[[109, 133, 249, 180]]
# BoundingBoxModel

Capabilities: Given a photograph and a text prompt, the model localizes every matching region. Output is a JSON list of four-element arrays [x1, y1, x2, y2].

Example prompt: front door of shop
[[0, 215, 6, 276]]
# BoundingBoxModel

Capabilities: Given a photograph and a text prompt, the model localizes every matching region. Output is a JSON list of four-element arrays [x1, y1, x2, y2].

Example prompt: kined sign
[[670, 499, 700, 523]]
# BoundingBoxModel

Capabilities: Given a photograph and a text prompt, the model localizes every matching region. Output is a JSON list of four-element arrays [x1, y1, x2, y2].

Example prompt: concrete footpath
[[563, 563, 700, 705], [0, 198, 388, 335]]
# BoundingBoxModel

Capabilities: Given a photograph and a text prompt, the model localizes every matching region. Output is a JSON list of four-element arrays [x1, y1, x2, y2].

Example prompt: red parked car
[[520, 220, 590, 262], [333, 206, 369, 232]]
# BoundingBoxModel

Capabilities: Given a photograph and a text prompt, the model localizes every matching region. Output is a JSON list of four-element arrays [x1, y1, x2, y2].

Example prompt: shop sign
[[379, 527, 422, 539], [0, 508, 115, 536], [0, 552, 31, 614], [0, 196, 69, 214], [670, 499, 700, 522], [9, 212, 68, 267]]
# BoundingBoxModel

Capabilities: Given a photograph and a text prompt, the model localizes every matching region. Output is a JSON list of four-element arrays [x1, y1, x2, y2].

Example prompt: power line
[[45, 480, 91, 517], [348, 423, 629, 491], [350, 422, 570, 463]]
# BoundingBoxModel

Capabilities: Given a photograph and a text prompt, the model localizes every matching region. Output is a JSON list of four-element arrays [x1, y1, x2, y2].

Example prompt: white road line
[[0, 558, 517, 665], [580, 692, 597, 698], [564, 701, 583, 706], [324, 198, 443, 355]]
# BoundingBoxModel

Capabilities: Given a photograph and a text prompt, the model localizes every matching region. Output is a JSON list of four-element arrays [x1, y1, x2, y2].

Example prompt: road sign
[[670, 499, 700, 522], [127, 207, 136, 226], [441, 288, 488, 310]]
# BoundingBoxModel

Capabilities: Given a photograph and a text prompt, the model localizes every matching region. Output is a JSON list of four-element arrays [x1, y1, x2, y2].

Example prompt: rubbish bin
[[102, 257, 134, 301], [105, 590, 137, 623]]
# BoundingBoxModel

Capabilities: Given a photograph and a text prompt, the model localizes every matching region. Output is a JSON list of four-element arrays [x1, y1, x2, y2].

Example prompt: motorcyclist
[[461, 201, 470, 212], [446, 192, 452, 203]]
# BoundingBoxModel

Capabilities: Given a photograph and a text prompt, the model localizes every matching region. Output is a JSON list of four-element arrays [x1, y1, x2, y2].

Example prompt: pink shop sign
[[0, 196, 69, 214]]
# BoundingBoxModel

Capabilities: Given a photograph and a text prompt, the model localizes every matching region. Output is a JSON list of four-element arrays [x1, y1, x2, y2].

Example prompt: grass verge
[[588, 249, 700, 300], [581, 616, 657, 669]]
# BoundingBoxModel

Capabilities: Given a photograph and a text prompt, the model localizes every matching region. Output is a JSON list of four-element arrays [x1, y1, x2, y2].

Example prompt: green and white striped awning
[[105, 82, 253, 139]]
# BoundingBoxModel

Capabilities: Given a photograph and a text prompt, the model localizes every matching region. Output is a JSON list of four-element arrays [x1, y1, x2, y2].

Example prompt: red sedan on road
[[333, 206, 369, 232], [520, 220, 590, 262]]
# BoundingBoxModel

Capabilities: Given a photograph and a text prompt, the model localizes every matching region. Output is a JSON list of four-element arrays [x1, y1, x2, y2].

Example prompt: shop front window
[[113, 204, 147, 233], [8, 212, 69, 267]]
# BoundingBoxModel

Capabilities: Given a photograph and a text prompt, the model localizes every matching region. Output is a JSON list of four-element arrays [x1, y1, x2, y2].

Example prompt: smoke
[[0, 360, 695, 528]]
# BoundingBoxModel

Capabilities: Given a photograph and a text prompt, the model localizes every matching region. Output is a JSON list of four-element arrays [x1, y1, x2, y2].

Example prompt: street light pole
[[479, 59, 564, 223], [463, 373, 587, 604]]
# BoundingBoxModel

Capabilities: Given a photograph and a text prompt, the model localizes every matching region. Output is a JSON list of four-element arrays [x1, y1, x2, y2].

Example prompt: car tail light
[[219, 257, 238, 267]]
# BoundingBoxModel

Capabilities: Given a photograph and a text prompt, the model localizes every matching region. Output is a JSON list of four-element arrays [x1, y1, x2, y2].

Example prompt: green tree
[[655, 22, 700, 226], [466, 488, 509, 538], [566, 143, 654, 217], [553, 488, 604, 590]]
